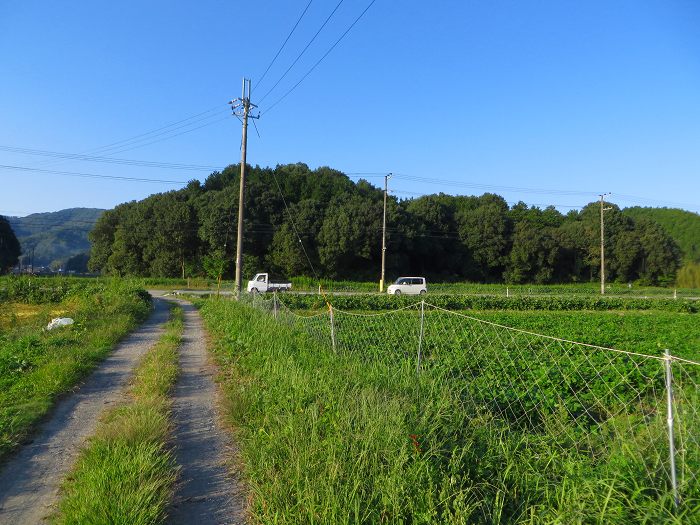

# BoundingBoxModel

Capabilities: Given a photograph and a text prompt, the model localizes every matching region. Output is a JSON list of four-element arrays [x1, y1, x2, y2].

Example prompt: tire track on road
[[165, 298, 246, 525]]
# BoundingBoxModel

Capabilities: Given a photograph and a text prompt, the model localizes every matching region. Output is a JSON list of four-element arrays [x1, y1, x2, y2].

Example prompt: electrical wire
[[0, 145, 224, 172], [256, 0, 315, 90], [77, 105, 228, 157], [391, 173, 598, 197], [0, 164, 189, 185], [25, 105, 229, 171], [258, 0, 346, 104], [261, 0, 377, 116]]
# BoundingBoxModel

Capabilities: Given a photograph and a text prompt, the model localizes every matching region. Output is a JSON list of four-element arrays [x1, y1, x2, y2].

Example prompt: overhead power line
[[0, 164, 189, 185], [26, 105, 229, 171], [258, 0, 346, 104], [261, 0, 377, 116], [90, 114, 231, 158], [391, 173, 598, 197], [83, 105, 228, 156], [256, 0, 315, 89], [0, 145, 224, 172]]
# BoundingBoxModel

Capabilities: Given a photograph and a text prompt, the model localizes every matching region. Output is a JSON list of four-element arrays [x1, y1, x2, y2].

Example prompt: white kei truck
[[247, 273, 292, 294]]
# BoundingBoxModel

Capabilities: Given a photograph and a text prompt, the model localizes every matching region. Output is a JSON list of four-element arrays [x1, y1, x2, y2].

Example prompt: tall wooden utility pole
[[599, 193, 612, 295], [379, 173, 392, 293], [229, 78, 259, 299]]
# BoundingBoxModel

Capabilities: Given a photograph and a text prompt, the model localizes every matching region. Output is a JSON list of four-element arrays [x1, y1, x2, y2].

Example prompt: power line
[[90, 114, 232, 157], [261, 0, 377, 116], [256, 0, 315, 90], [258, 0, 346, 104], [391, 173, 598, 197], [0, 164, 189, 185], [83, 105, 228, 155], [26, 106, 229, 171], [0, 145, 224, 172]]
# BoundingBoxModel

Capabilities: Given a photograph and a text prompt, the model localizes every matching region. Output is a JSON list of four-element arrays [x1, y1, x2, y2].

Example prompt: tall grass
[[0, 279, 152, 458], [53, 306, 183, 524], [199, 300, 695, 524]]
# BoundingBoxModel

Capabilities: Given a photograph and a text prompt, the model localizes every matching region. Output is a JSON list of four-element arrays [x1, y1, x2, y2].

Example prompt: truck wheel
[[394, 290, 401, 296], [251, 287, 259, 295], [420, 289, 426, 295]]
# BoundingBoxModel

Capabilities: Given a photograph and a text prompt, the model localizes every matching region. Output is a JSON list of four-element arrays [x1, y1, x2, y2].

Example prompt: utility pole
[[379, 173, 392, 293], [229, 78, 259, 299], [599, 193, 612, 295]]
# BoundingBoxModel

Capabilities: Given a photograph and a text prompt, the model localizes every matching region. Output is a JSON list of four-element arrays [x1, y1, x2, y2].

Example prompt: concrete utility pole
[[599, 193, 612, 295], [229, 78, 259, 299], [379, 173, 392, 293]]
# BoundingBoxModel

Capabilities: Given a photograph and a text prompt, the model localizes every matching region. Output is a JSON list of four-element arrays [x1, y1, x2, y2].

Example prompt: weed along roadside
[[0, 281, 169, 524], [0, 279, 152, 460], [52, 305, 183, 524], [199, 296, 699, 524]]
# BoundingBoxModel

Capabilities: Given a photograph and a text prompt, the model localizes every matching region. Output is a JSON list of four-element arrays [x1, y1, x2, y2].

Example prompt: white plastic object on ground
[[45, 317, 74, 331]]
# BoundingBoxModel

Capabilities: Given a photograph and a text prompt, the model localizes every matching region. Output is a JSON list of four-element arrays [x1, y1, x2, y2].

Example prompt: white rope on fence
[[243, 293, 700, 506]]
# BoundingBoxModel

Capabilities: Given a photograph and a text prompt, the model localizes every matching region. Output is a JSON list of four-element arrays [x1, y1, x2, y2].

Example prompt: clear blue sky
[[2, 0, 700, 216]]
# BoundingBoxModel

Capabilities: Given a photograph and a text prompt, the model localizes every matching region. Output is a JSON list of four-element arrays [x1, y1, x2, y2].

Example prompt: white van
[[387, 277, 427, 295]]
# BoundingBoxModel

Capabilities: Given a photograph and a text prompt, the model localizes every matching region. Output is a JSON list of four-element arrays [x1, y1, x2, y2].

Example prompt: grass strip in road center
[[52, 305, 183, 525]]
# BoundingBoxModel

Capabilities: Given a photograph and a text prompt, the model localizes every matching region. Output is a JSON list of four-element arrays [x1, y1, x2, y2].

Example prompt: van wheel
[[420, 289, 426, 295], [394, 290, 401, 296]]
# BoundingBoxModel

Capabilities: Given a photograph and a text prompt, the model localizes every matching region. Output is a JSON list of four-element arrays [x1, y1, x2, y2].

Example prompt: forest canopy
[[88, 163, 683, 285]]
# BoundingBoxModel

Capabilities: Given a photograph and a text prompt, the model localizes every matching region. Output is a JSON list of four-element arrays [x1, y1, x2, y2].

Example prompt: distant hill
[[7, 208, 104, 268], [623, 207, 700, 263]]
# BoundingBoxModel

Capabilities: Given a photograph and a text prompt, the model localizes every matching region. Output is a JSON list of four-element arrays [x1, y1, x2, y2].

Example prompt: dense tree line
[[622, 207, 700, 263], [88, 163, 682, 285], [0, 216, 21, 274]]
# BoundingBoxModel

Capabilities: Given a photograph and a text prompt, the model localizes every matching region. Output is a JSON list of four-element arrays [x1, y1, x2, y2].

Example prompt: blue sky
[[2, 0, 699, 216]]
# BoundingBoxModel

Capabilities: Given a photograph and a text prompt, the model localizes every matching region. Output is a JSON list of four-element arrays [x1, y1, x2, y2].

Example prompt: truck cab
[[247, 273, 292, 294]]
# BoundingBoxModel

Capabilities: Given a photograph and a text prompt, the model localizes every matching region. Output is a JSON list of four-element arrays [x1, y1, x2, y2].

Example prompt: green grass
[[199, 299, 698, 524], [53, 305, 183, 525], [0, 279, 152, 458]]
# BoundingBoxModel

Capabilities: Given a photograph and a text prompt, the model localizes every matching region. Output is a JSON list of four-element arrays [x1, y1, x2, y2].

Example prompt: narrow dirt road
[[0, 298, 171, 524], [165, 297, 246, 525]]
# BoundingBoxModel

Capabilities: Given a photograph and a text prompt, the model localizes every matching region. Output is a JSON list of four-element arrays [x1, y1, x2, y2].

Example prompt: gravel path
[[0, 298, 171, 524], [165, 298, 246, 525]]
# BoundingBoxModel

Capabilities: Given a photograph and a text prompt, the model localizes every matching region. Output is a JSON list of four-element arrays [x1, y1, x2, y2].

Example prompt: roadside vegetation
[[200, 298, 697, 524], [0, 277, 151, 459], [53, 305, 182, 525]]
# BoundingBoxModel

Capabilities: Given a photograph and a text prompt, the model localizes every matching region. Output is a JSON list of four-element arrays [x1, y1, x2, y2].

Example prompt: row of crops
[[279, 292, 700, 313], [200, 292, 700, 523]]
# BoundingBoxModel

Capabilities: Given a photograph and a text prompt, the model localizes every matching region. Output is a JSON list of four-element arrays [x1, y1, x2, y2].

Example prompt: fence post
[[664, 349, 680, 509], [417, 300, 425, 373], [329, 305, 336, 353], [273, 291, 278, 319]]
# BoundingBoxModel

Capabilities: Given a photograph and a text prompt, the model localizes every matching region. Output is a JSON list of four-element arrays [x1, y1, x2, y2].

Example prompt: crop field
[[0, 277, 151, 458], [200, 294, 699, 524]]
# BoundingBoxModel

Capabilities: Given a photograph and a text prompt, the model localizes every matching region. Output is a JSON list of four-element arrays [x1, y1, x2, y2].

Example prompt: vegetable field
[[200, 294, 699, 524]]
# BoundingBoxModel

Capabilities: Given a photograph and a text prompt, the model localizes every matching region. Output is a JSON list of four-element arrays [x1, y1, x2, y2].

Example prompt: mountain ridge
[[6, 208, 104, 268]]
